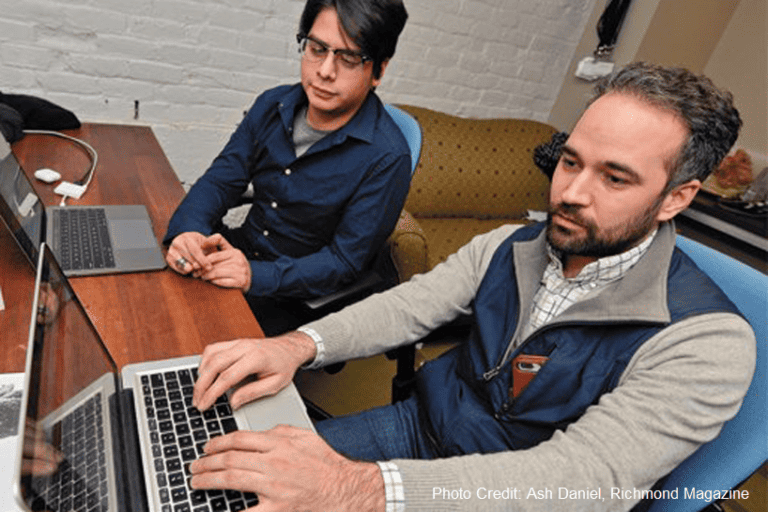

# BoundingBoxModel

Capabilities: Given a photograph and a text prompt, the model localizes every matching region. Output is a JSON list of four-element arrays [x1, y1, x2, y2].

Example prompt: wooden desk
[[0, 124, 263, 373]]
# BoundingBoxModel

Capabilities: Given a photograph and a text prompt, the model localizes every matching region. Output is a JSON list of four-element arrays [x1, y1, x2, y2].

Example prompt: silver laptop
[[14, 244, 315, 512], [0, 136, 166, 275]]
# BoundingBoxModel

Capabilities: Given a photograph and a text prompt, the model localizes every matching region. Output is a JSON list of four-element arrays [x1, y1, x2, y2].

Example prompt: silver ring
[[176, 257, 188, 268]]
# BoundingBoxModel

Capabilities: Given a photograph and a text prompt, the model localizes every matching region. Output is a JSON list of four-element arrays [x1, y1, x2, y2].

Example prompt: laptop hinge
[[112, 389, 150, 512]]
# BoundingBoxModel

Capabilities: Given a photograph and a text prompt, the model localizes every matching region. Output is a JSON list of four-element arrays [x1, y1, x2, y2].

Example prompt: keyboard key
[[171, 487, 188, 503], [169, 472, 185, 487], [221, 418, 237, 434], [215, 403, 232, 417], [190, 490, 208, 506], [244, 493, 258, 506], [181, 448, 197, 462], [209, 497, 227, 512]]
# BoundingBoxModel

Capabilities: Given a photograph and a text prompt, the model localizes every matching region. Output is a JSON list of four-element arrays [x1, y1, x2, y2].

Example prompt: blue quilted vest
[[416, 222, 741, 457]]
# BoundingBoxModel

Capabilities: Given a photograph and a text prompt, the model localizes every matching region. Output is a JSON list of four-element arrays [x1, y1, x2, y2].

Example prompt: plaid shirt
[[523, 230, 658, 340]]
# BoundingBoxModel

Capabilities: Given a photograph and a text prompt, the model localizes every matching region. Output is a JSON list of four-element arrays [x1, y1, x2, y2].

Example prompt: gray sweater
[[304, 222, 756, 511]]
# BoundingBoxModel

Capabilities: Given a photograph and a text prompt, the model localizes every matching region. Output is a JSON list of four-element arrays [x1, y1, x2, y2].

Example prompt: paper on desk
[[0, 373, 24, 511]]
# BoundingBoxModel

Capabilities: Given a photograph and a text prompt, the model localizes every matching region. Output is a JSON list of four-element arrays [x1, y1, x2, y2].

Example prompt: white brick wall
[[0, 0, 595, 185]]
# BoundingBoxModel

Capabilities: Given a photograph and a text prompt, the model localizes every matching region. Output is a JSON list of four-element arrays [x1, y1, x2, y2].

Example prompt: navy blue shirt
[[164, 84, 411, 299]]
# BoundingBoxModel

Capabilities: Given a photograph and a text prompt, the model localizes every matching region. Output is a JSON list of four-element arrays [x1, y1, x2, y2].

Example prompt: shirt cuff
[[296, 326, 325, 370], [377, 461, 406, 512]]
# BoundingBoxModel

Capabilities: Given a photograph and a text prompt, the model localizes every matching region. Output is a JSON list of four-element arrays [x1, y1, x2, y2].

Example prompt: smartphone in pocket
[[510, 354, 550, 399]]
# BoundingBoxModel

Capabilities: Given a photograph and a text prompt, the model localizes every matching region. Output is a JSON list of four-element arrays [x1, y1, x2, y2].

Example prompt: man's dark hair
[[590, 61, 742, 191], [298, 0, 408, 79]]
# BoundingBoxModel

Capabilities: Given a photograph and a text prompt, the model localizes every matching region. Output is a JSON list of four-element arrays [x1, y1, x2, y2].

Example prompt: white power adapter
[[54, 181, 87, 200]]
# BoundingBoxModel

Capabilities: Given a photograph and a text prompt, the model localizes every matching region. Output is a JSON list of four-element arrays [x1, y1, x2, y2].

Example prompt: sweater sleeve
[[391, 313, 756, 511], [303, 225, 523, 365]]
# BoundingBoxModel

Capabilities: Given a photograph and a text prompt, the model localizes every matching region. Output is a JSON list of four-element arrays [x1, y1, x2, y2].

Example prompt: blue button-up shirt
[[164, 84, 411, 299]]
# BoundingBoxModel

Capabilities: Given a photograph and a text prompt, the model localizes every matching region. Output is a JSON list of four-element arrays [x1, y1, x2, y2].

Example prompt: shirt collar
[[545, 228, 659, 285]]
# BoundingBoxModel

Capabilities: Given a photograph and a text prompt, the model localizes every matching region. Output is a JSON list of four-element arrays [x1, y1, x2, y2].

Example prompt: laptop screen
[[0, 137, 44, 264], [15, 244, 122, 512]]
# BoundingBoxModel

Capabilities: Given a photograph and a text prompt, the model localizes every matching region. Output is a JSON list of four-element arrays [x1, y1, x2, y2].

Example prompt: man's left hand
[[197, 234, 253, 293], [189, 425, 385, 512]]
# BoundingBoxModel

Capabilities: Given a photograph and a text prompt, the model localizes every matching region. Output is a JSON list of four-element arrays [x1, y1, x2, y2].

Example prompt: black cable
[[595, 0, 632, 58]]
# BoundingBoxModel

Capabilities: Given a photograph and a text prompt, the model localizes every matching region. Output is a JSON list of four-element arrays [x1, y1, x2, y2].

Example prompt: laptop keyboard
[[141, 367, 259, 512], [54, 208, 116, 271], [29, 393, 110, 512]]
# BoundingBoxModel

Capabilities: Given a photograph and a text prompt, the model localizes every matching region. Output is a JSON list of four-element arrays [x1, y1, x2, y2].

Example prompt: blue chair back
[[384, 104, 421, 176], [648, 235, 767, 512]]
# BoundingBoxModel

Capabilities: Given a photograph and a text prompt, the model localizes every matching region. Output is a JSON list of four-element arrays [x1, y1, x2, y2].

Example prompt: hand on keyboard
[[193, 332, 317, 412], [189, 425, 386, 512]]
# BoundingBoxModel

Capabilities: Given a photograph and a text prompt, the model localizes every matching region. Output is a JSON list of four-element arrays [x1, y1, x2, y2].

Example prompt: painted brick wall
[[0, 0, 595, 185]]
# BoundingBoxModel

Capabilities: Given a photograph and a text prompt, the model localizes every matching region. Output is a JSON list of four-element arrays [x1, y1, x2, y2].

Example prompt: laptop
[[14, 244, 316, 512], [0, 136, 166, 275]]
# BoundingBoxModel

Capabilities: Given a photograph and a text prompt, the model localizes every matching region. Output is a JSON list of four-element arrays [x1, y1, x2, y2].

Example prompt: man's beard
[[546, 196, 664, 258]]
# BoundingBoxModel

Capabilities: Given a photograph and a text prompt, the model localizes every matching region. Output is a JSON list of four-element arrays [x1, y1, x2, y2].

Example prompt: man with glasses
[[164, 0, 410, 335]]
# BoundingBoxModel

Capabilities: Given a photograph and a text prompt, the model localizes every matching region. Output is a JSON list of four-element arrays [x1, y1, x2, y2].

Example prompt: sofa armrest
[[388, 210, 428, 283]]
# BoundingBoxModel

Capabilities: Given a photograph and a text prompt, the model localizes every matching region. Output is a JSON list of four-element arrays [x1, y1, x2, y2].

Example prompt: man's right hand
[[192, 332, 318, 411], [166, 232, 214, 276]]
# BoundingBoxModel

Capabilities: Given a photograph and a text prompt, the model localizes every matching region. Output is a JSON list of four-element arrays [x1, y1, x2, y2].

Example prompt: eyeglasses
[[297, 35, 371, 70]]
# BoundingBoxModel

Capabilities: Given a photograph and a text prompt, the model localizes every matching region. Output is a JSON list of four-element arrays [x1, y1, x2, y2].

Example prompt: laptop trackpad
[[110, 220, 157, 250]]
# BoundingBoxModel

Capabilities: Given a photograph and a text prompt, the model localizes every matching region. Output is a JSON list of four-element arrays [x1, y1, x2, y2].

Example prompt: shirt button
[[263, 230, 269, 237], [284, 168, 291, 176], [271, 201, 278, 209]]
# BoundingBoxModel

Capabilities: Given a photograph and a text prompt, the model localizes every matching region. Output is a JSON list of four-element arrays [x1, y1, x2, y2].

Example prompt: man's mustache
[[549, 203, 590, 228]]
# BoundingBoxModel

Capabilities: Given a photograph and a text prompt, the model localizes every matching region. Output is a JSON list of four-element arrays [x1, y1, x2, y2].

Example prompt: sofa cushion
[[398, 105, 556, 219], [414, 217, 522, 269]]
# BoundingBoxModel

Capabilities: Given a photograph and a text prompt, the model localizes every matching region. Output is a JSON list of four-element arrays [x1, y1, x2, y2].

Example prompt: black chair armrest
[[303, 271, 384, 310]]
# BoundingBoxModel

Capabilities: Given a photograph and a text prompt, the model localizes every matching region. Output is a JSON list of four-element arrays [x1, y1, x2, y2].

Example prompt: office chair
[[384, 104, 422, 177], [646, 235, 768, 512]]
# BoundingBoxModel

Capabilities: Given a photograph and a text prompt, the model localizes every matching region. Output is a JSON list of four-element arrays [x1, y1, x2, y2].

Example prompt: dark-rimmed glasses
[[297, 34, 371, 70]]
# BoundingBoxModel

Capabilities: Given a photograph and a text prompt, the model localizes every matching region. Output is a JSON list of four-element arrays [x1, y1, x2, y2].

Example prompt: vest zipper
[[483, 335, 523, 382], [482, 365, 502, 381], [482, 319, 635, 383], [481, 321, 565, 383]]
